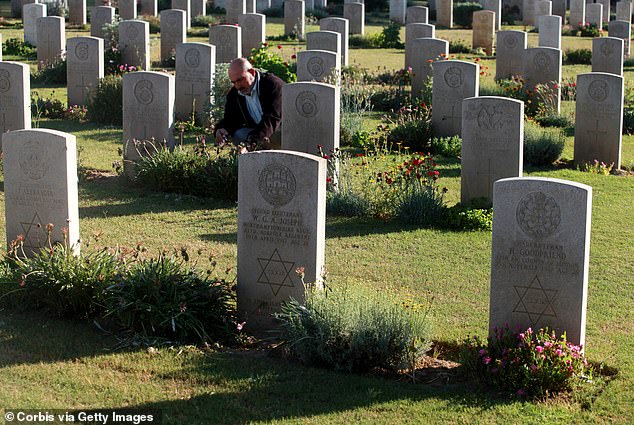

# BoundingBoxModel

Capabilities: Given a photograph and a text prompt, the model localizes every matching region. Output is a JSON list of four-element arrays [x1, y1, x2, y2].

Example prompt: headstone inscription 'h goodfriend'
[[237, 151, 326, 331], [490, 177, 592, 347], [0, 62, 31, 150], [3, 129, 80, 256]]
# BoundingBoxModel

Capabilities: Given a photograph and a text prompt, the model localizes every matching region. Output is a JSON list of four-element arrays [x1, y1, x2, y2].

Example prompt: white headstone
[[297, 50, 340, 82], [344, 2, 365, 35], [609, 20, 631, 57], [586, 3, 603, 30], [406, 6, 428, 24], [534, 0, 552, 18], [36, 16, 65, 68], [616, 1, 631, 22], [320, 18, 349, 67], [239, 13, 266, 58], [538, 15, 561, 49], [496, 30, 527, 80], [480, 0, 501, 29], [522, 0, 536, 25], [472, 10, 495, 56], [551, 0, 566, 19], [592, 37, 624, 76], [226, 0, 245, 24], [67, 37, 104, 106], [172, 0, 191, 28], [68, 0, 87, 25], [119, 0, 138, 20], [405, 23, 435, 70], [437, 0, 453, 28], [23, 3, 46, 47], [523, 47, 562, 113], [598, 0, 609, 22], [569, 0, 585, 26], [209, 24, 242, 63], [0, 62, 31, 150], [411, 38, 448, 99], [160, 9, 187, 63], [390, 0, 406, 23], [191, 0, 206, 17], [432, 60, 479, 137], [119, 20, 150, 70], [284, 0, 305, 38], [175, 42, 215, 123], [90, 6, 115, 40], [490, 177, 592, 347]]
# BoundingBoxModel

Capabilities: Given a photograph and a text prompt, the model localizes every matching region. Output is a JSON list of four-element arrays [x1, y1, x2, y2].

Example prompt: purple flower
[[517, 389, 526, 397], [479, 349, 487, 357], [530, 364, 538, 373]]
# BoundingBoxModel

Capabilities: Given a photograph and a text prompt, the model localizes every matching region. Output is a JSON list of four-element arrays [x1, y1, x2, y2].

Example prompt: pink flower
[[483, 356, 491, 365], [555, 349, 563, 356], [479, 349, 487, 357], [544, 341, 552, 348], [535, 346, 544, 353], [236, 322, 246, 331]]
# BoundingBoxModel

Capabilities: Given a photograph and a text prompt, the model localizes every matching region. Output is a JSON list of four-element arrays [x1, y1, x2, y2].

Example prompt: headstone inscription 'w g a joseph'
[[237, 151, 326, 331], [489, 177, 592, 347]]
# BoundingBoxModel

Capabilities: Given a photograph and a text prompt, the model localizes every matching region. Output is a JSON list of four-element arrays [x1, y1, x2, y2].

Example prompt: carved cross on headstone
[[587, 119, 607, 150], [75, 75, 89, 103], [442, 104, 461, 132], [184, 83, 197, 114], [476, 157, 496, 199]]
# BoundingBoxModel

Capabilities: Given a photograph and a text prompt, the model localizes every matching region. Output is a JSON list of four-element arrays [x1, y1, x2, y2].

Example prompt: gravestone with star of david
[[119, 20, 150, 70], [490, 177, 592, 346], [237, 150, 326, 331], [160, 9, 186, 64], [296, 50, 340, 83], [122, 71, 175, 176], [175, 42, 215, 123], [23, 3, 46, 47], [238, 13, 266, 59], [209, 25, 242, 63], [67, 37, 104, 107], [36, 16, 65, 69], [522, 47, 562, 114], [432, 60, 479, 138], [282, 82, 340, 156], [574, 72, 623, 169], [495, 30, 526, 80], [3, 129, 80, 256], [0, 61, 31, 151], [461, 96, 524, 205], [592, 37, 624, 76]]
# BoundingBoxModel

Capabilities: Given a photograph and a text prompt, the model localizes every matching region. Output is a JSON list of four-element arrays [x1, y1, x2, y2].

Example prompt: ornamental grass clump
[[276, 284, 433, 374], [461, 326, 592, 398]]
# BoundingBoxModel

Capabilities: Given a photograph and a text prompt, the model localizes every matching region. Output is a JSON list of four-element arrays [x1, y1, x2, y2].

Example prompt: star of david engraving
[[257, 249, 295, 296], [513, 274, 558, 327], [20, 211, 47, 249]]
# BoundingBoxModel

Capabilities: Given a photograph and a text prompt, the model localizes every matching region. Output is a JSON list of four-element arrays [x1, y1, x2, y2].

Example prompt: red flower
[[291, 54, 296, 59], [277, 45, 282, 49]]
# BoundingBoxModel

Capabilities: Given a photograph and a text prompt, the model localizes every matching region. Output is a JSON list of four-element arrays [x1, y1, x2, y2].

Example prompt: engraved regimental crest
[[307, 57, 325, 77], [0, 70, 11, 93], [74, 42, 89, 61], [295, 91, 319, 118], [444, 67, 463, 88], [588, 79, 609, 102], [134, 79, 154, 105], [533, 52, 551, 69], [165, 11, 180, 26], [258, 163, 297, 207], [516, 191, 561, 239], [184, 48, 200, 68], [504, 34, 518, 49], [600, 40, 614, 57], [19, 139, 50, 180], [476, 105, 504, 130]]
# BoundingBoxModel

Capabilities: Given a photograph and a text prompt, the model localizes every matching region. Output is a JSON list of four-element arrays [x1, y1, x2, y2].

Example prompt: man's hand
[[215, 128, 229, 146]]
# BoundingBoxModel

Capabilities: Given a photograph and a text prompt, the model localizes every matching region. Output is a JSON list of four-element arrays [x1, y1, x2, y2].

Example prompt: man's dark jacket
[[215, 72, 284, 141]]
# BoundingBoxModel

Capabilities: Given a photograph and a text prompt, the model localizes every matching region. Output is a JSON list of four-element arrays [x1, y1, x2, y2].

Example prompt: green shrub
[[140, 14, 160, 33], [2, 37, 36, 58], [449, 39, 471, 54], [385, 104, 433, 150], [103, 254, 238, 344], [87, 75, 123, 125], [31, 91, 66, 121], [453, 2, 483, 28], [523, 121, 565, 166], [534, 114, 573, 128], [248, 43, 296, 83], [397, 187, 446, 226], [192, 14, 221, 27], [210, 63, 231, 125], [3, 241, 121, 318], [370, 85, 411, 111], [326, 191, 372, 217], [623, 108, 634, 134], [444, 205, 493, 230], [565, 48, 592, 65], [460, 326, 592, 398], [378, 21, 404, 48], [32, 57, 67, 84], [430, 136, 462, 157], [276, 285, 432, 373], [135, 143, 239, 201]]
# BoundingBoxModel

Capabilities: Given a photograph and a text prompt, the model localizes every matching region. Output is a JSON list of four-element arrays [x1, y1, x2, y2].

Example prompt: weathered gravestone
[[191, 0, 206, 17], [432, 60, 479, 137], [569, 0, 585, 26], [306, 31, 341, 59], [616, 1, 631, 22], [496, 30, 527, 80], [36, 16, 65, 68], [437, 0, 453, 28], [119, 0, 138, 20], [3, 129, 80, 255], [226, 0, 245, 24], [122, 71, 175, 175], [534, 0, 552, 18], [592, 37, 624, 76], [551, 0, 565, 19], [284, 0, 305, 37], [523, 47, 562, 113], [609, 20, 631, 57], [160, 9, 186, 63], [119, 20, 150, 70], [489, 177, 592, 347], [0, 62, 31, 150], [411, 38, 449, 99], [172, 0, 191, 28], [586, 3, 603, 30], [139, 0, 158, 16], [390, 0, 406, 23], [480, 0, 501, 29], [406, 6, 428, 24], [209, 25, 242, 63], [297, 50, 340, 82], [461, 96, 524, 204], [67, 37, 104, 106], [282, 82, 340, 155], [405, 23, 435, 70], [237, 151, 326, 331], [320, 18, 349, 66], [239, 13, 266, 58], [538, 15, 561, 49], [344, 3, 365, 35], [574, 72, 623, 169], [472, 10, 495, 56], [175, 42, 215, 123], [598, 0, 609, 22], [90, 6, 115, 40], [522, 0, 536, 25], [256, 0, 271, 12], [68, 0, 87, 25], [23, 3, 46, 47]]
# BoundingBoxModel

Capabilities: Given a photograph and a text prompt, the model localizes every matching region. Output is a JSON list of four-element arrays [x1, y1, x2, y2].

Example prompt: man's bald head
[[228, 58, 256, 94], [229, 57, 253, 72]]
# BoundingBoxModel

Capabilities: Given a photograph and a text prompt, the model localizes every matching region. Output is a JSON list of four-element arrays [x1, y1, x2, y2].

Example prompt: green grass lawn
[[0, 10, 633, 424]]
